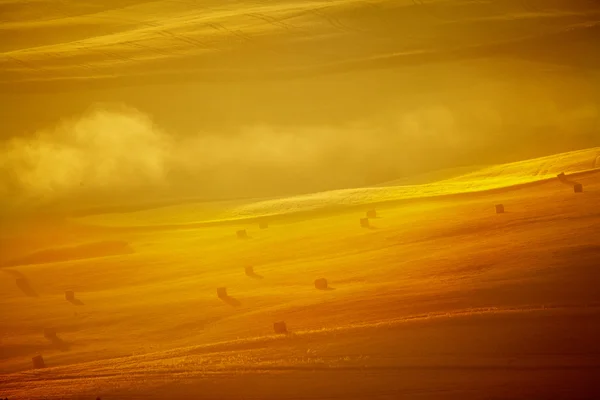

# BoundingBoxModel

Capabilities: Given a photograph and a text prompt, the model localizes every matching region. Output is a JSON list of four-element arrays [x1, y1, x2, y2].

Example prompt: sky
[[1, 0, 600, 208]]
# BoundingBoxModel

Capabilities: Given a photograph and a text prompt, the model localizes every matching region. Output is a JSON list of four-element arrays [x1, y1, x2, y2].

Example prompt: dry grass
[[2, 149, 600, 399]]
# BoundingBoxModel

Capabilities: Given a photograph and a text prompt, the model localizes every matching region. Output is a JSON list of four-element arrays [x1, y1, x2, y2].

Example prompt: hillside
[[73, 147, 600, 226], [2, 149, 600, 399]]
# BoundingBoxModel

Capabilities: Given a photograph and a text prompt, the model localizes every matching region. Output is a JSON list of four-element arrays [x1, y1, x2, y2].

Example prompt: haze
[[1, 1, 600, 399]]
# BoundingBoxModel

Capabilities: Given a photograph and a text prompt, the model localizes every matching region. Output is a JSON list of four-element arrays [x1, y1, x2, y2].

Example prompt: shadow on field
[[219, 295, 242, 307], [67, 298, 85, 306], [245, 266, 264, 280], [3, 240, 134, 268], [2, 269, 39, 297]]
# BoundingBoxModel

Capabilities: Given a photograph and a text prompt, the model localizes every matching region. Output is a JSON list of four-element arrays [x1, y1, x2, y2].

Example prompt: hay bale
[[495, 204, 505, 214], [43, 328, 57, 340], [314, 278, 328, 290], [32, 355, 45, 369], [360, 218, 370, 228], [366, 209, 377, 218], [557, 172, 566, 181], [259, 220, 269, 229], [273, 321, 288, 334], [236, 229, 248, 239], [217, 287, 228, 298], [65, 290, 75, 302], [574, 183, 583, 193]]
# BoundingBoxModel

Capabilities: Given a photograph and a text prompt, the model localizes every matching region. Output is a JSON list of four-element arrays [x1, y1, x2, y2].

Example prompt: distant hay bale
[[32, 355, 45, 369], [259, 220, 269, 229], [43, 328, 57, 341], [557, 172, 566, 181], [217, 287, 228, 299], [360, 218, 370, 228], [574, 183, 583, 193], [236, 230, 248, 239], [366, 209, 377, 218], [65, 290, 75, 302], [495, 204, 505, 214], [314, 278, 328, 290], [273, 321, 288, 334]]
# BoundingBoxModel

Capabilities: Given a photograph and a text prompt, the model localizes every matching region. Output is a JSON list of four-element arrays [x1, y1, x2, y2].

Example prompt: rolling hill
[[2, 148, 600, 399]]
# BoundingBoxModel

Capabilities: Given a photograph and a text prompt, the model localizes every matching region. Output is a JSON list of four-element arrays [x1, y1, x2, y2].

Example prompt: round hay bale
[[43, 328, 57, 340], [495, 204, 505, 214], [217, 287, 228, 298], [273, 321, 288, 334], [236, 230, 248, 239], [360, 218, 370, 228], [32, 355, 46, 369], [314, 278, 328, 290], [574, 183, 583, 193], [65, 290, 75, 302], [366, 209, 377, 218]]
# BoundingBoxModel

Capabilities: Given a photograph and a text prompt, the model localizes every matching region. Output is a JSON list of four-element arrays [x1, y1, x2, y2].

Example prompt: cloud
[[0, 95, 598, 213], [0, 104, 172, 203], [0, 103, 470, 206]]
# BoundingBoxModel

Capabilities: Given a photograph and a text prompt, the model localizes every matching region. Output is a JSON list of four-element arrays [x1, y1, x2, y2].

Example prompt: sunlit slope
[[447, 146, 600, 186], [1, 157, 600, 399], [76, 147, 600, 226], [2, 0, 599, 91]]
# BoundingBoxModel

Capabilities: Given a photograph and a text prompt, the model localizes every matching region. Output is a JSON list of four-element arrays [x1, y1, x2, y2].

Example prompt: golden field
[[2, 0, 600, 398], [2, 148, 600, 399]]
